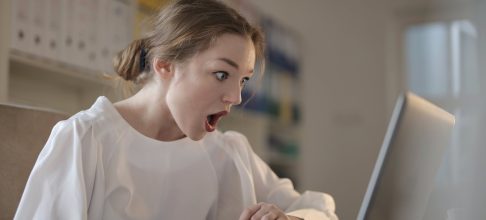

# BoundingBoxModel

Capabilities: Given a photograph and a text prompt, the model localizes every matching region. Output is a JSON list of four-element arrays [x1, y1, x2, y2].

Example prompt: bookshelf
[[8, 50, 117, 113], [1, 0, 303, 185], [220, 0, 304, 186], [0, 0, 136, 114]]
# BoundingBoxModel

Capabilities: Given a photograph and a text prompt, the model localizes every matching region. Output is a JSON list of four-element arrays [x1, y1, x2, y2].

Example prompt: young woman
[[15, 0, 337, 219]]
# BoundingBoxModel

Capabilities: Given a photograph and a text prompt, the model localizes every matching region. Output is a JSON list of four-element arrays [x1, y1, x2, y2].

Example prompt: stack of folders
[[10, 0, 135, 74]]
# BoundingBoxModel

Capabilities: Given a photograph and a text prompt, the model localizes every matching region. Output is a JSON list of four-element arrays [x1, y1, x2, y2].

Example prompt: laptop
[[357, 92, 455, 220]]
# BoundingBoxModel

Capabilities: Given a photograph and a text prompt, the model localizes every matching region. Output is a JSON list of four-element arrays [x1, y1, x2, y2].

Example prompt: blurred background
[[0, 0, 485, 219]]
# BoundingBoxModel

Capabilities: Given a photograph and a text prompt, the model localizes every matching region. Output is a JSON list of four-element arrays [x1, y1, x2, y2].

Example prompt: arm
[[14, 119, 97, 220], [225, 131, 338, 220]]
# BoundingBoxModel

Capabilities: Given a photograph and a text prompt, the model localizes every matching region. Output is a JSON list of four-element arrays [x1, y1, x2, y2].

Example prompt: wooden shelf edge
[[9, 49, 115, 87]]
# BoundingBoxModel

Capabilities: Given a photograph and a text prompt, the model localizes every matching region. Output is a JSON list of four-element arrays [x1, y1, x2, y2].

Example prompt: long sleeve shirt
[[14, 96, 338, 220]]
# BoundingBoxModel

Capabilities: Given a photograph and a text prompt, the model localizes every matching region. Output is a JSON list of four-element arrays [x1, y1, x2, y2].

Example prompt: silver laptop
[[357, 92, 455, 220]]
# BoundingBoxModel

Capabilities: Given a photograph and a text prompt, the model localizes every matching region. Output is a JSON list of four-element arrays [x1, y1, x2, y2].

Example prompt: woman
[[15, 0, 338, 219]]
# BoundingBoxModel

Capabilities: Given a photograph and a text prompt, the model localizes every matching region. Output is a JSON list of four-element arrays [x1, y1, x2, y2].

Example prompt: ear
[[152, 57, 173, 79]]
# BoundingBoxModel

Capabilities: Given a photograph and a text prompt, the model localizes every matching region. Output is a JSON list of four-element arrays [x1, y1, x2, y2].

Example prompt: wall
[[0, 0, 10, 102], [244, 0, 477, 219], [3, 0, 468, 219], [245, 1, 390, 219]]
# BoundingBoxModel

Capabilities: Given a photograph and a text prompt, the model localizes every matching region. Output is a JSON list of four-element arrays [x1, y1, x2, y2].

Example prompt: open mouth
[[205, 111, 228, 132]]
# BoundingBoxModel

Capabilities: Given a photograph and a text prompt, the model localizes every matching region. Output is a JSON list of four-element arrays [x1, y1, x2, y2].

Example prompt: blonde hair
[[113, 0, 265, 85]]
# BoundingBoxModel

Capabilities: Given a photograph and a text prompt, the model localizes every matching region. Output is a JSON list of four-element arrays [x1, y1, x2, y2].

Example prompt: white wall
[[4, 0, 469, 218], [245, 1, 391, 219], [244, 0, 476, 219]]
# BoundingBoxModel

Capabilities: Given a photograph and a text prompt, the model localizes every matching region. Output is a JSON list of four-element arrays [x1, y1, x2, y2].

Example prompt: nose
[[223, 86, 242, 106]]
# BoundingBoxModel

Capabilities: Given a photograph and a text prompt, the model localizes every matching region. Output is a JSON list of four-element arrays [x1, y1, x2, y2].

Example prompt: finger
[[279, 216, 292, 220], [239, 203, 262, 220], [261, 212, 278, 220], [251, 203, 274, 220]]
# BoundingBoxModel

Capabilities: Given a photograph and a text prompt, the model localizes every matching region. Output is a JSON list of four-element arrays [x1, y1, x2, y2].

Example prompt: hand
[[239, 202, 303, 220]]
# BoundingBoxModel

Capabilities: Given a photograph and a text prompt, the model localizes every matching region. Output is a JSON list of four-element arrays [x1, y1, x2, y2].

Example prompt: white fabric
[[14, 96, 338, 220]]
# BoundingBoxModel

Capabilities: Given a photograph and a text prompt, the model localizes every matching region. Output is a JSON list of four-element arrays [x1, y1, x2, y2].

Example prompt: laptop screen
[[357, 92, 454, 220]]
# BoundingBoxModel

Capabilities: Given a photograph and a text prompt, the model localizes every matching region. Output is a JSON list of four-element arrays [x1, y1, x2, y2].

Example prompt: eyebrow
[[218, 58, 254, 73], [218, 58, 239, 70]]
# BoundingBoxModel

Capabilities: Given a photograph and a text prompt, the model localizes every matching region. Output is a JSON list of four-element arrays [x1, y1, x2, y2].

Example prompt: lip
[[205, 110, 228, 132]]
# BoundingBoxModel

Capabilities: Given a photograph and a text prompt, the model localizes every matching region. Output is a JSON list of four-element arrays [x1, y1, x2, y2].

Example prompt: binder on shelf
[[136, 0, 170, 39], [278, 73, 293, 124], [108, 0, 125, 74], [60, 0, 78, 67], [30, 0, 49, 58], [45, 0, 64, 62], [111, 0, 135, 59], [96, 0, 112, 73], [73, 0, 100, 71], [98, 0, 135, 74], [138, 0, 167, 10], [86, 0, 101, 72], [72, 0, 91, 69], [10, 0, 33, 54]]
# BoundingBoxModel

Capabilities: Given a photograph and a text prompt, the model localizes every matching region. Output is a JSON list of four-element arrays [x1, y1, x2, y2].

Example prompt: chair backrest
[[0, 103, 67, 220]]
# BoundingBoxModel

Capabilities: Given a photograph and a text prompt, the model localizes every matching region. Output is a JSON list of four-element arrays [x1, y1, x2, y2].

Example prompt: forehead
[[192, 34, 256, 69]]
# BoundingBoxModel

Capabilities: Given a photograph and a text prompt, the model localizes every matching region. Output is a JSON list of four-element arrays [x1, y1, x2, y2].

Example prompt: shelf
[[267, 150, 298, 166], [9, 49, 114, 88], [7, 50, 119, 114]]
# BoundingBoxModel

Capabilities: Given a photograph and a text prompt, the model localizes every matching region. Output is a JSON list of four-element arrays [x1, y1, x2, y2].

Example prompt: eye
[[214, 71, 229, 81], [241, 77, 250, 87]]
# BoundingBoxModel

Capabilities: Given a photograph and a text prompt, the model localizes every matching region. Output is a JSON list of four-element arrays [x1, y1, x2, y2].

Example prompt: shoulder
[[203, 130, 254, 159], [49, 96, 119, 142], [38, 97, 121, 166], [221, 130, 250, 146], [205, 129, 250, 147]]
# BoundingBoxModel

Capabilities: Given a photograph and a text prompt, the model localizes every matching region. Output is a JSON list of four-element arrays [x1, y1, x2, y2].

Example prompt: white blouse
[[14, 96, 338, 220]]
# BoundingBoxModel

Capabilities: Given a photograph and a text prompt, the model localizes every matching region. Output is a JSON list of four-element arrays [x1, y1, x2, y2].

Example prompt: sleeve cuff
[[287, 208, 339, 220]]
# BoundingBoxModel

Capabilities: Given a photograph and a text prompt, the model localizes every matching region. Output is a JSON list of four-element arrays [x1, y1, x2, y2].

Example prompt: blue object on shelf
[[238, 90, 268, 113], [267, 134, 299, 158], [266, 47, 299, 76]]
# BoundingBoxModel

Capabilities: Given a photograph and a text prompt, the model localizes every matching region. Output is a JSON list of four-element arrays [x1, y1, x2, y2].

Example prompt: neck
[[114, 84, 186, 142]]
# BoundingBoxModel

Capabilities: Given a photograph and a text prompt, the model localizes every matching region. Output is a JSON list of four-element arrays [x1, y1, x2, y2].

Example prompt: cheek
[[166, 82, 208, 121], [166, 74, 220, 118]]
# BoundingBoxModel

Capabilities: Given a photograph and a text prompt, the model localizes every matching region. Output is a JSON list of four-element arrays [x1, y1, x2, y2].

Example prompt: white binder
[[60, 0, 77, 67], [70, 0, 88, 68], [10, 0, 33, 54], [85, 0, 101, 71], [45, 0, 64, 62], [97, 0, 114, 74], [71, 0, 100, 70], [30, 0, 49, 58], [99, 0, 135, 74]]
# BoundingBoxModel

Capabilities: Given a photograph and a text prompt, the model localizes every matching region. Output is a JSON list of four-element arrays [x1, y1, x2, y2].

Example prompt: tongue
[[205, 112, 227, 132], [205, 119, 215, 132]]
